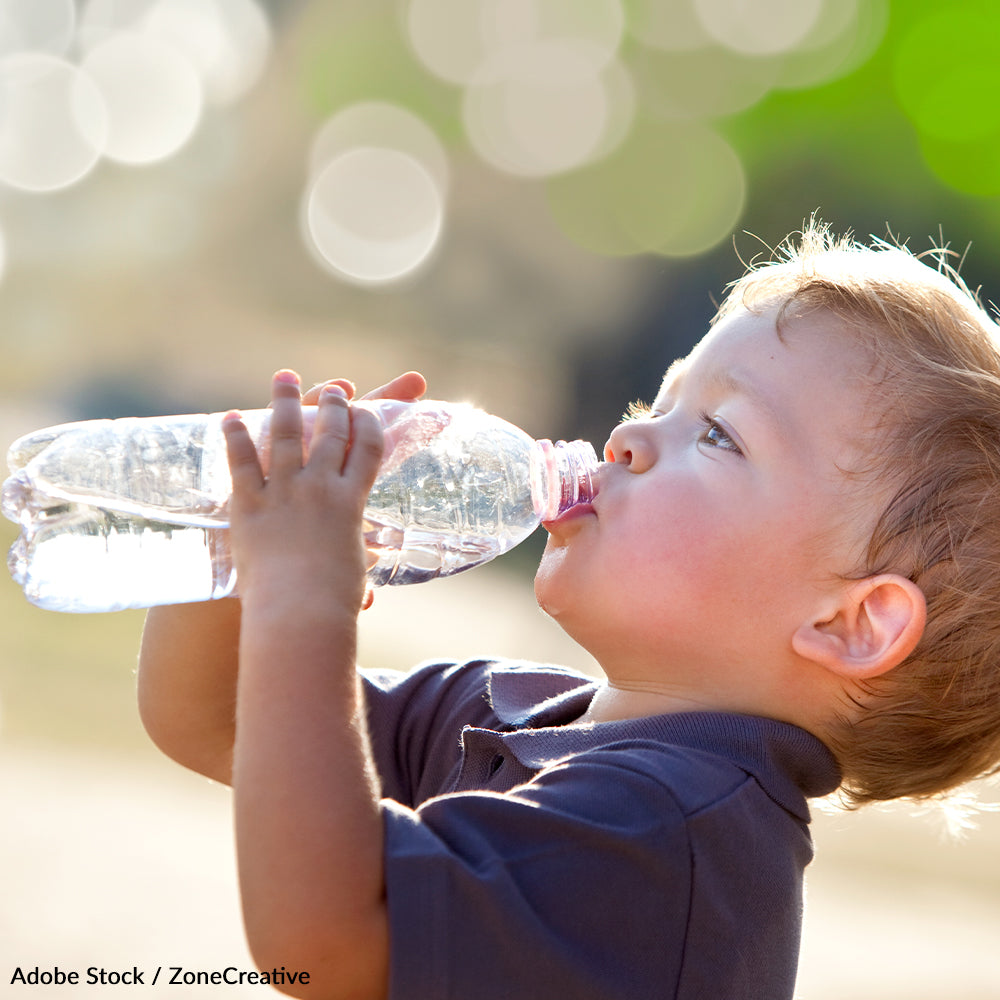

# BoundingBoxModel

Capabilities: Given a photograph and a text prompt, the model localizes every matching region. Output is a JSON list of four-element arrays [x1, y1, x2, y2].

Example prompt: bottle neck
[[530, 439, 600, 522]]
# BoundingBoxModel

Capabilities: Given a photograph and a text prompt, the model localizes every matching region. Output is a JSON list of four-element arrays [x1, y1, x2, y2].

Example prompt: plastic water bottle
[[2, 399, 599, 613]]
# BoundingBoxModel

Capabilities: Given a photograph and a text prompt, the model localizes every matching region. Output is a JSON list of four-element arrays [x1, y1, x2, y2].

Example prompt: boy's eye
[[698, 412, 742, 455]]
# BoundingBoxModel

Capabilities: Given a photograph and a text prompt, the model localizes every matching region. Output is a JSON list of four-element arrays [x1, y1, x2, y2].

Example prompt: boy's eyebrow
[[707, 368, 788, 441], [658, 360, 788, 443]]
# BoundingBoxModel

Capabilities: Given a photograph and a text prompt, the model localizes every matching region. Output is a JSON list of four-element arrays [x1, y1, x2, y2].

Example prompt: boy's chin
[[533, 548, 573, 622]]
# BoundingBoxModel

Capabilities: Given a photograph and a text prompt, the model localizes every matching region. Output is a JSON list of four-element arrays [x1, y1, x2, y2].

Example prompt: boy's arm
[[224, 372, 388, 1000], [136, 372, 426, 788], [137, 597, 241, 784]]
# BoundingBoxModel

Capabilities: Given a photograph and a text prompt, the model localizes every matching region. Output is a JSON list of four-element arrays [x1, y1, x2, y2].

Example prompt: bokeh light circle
[[407, 0, 624, 84], [546, 120, 745, 257], [80, 30, 203, 165], [633, 45, 780, 121], [626, 0, 712, 51], [0, 53, 108, 192], [309, 101, 449, 193], [528, 0, 624, 69], [406, 0, 497, 85], [0, 0, 76, 57], [304, 147, 444, 284], [694, 0, 823, 56], [77, 0, 158, 51], [775, 0, 889, 91], [589, 57, 635, 162], [463, 39, 611, 177], [143, 0, 272, 106]]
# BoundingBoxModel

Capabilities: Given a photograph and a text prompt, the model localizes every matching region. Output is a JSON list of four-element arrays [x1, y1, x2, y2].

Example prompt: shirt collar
[[483, 661, 842, 820], [486, 661, 598, 727]]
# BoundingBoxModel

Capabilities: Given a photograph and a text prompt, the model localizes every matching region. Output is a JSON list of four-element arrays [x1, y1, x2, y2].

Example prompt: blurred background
[[1, 0, 999, 996]]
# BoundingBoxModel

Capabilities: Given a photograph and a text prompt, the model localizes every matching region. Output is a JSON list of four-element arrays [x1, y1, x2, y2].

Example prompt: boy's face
[[535, 303, 877, 708]]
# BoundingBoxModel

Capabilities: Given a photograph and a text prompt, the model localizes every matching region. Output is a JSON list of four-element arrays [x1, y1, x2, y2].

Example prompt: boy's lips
[[542, 500, 597, 534], [541, 462, 607, 536]]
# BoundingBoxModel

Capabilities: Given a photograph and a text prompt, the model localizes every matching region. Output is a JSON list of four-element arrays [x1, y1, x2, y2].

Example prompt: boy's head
[[537, 220, 1000, 806], [723, 221, 1000, 806]]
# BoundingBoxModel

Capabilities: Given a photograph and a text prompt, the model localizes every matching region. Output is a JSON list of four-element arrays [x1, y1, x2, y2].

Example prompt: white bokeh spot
[[304, 147, 444, 285], [0, 53, 108, 192], [694, 0, 824, 56], [80, 30, 203, 165], [0, 0, 76, 57]]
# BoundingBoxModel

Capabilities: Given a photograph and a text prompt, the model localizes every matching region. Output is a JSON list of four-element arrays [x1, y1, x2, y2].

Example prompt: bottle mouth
[[531, 439, 600, 522]]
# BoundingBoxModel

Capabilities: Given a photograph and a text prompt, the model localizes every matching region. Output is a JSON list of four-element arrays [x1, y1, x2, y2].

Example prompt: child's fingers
[[302, 378, 355, 406], [361, 370, 426, 403], [343, 404, 385, 488], [309, 384, 352, 469], [268, 370, 305, 478], [310, 386, 384, 487], [222, 411, 264, 493], [302, 370, 426, 408]]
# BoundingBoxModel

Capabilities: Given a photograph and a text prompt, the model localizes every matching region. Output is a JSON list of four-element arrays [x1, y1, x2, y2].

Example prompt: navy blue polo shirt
[[363, 658, 840, 1000]]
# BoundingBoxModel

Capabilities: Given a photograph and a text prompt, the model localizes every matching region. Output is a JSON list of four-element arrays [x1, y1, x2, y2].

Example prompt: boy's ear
[[791, 574, 926, 680]]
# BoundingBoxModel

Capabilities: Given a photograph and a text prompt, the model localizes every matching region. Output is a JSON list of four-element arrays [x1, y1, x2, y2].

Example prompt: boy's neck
[[578, 679, 841, 746], [579, 681, 731, 725]]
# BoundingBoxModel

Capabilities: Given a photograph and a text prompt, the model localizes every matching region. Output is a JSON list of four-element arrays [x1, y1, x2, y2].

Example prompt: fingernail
[[322, 383, 348, 399], [311, 379, 354, 394], [274, 369, 300, 385]]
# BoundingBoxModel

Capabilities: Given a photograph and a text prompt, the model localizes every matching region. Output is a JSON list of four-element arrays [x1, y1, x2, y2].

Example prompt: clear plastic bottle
[[2, 399, 599, 613]]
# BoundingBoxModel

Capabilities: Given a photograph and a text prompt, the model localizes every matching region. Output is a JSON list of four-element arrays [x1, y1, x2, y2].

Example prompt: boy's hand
[[222, 370, 385, 617], [297, 370, 426, 611]]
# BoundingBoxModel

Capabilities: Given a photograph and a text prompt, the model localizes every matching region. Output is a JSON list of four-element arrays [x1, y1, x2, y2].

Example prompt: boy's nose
[[604, 422, 654, 472]]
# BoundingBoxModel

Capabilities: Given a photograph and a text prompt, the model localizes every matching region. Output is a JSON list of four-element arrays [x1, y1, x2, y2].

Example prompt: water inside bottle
[[364, 518, 513, 586], [9, 500, 236, 613]]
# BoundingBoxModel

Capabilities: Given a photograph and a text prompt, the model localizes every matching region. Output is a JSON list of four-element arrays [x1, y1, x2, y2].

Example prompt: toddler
[[137, 221, 1000, 999]]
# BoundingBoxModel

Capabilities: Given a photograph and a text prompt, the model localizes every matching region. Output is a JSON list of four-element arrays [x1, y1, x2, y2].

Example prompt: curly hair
[[720, 220, 1000, 806]]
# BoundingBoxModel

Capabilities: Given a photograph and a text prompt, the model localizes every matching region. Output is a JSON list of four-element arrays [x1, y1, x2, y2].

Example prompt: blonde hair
[[722, 220, 1000, 806]]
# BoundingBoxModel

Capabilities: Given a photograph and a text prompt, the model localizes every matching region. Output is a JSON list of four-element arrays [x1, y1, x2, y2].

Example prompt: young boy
[[137, 222, 1000, 1000]]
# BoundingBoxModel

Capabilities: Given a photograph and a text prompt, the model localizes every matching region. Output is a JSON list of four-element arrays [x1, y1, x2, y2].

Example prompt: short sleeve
[[381, 747, 692, 1000], [361, 660, 500, 805]]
